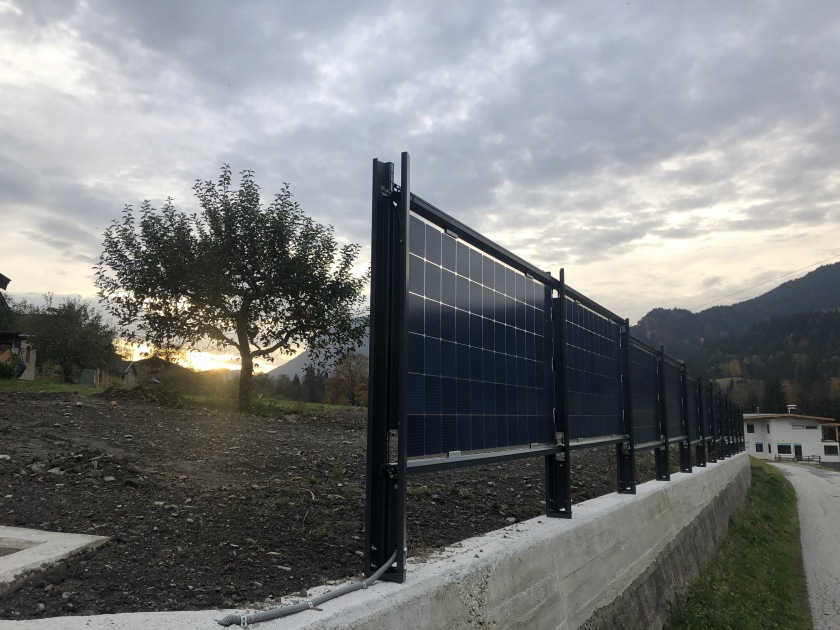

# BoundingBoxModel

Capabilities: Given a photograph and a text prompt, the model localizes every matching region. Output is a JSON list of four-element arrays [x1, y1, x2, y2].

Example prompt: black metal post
[[679, 365, 692, 473], [547, 269, 572, 517], [714, 389, 724, 460], [617, 319, 636, 493], [695, 379, 707, 467], [707, 384, 718, 463], [655, 347, 671, 481], [723, 396, 734, 457], [363, 154, 410, 582]]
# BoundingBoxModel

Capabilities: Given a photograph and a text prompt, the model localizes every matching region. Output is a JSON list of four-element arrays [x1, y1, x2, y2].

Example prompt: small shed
[[0, 332, 37, 381]]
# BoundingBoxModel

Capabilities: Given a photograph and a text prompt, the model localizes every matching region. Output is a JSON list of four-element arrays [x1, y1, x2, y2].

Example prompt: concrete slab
[[0, 526, 108, 598]]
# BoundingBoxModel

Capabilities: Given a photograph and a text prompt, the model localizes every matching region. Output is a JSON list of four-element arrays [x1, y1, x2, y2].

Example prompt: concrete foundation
[[0, 527, 108, 599], [5, 453, 750, 630]]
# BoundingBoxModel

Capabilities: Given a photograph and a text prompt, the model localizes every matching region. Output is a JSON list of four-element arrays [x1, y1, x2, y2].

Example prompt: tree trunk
[[238, 351, 254, 412]]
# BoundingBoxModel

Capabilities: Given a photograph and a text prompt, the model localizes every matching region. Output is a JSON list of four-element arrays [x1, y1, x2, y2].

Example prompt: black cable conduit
[[217, 551, 399, 627]]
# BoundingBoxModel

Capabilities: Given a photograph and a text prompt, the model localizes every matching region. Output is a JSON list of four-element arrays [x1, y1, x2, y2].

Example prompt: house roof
[[0, 273, 9, 291], [0, 331, 35, 343], [744, 413, 836, 423]]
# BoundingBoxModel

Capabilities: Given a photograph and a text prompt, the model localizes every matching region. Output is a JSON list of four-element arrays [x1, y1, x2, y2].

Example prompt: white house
[[743, 412, 840, 464]]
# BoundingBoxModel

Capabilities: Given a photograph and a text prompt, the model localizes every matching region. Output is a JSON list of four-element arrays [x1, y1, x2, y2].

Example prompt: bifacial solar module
[[406, 213, 555, 458], [564, 298, 623, 441], [708, 389, 721, 438], [663, 361, 686, 440], [700, 385, 713, 438], [685, 378, 700, 441], [628, 343, 660, 445]]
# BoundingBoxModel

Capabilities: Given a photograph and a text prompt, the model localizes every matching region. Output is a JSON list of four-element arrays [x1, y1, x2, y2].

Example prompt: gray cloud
[[2, 0, 840, 320]]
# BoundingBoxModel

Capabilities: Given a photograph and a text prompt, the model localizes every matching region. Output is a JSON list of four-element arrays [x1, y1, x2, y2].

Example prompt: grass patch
[[182, 393, 358, 415], [666, 457, 811, 629], [0, 379, 103, 395]]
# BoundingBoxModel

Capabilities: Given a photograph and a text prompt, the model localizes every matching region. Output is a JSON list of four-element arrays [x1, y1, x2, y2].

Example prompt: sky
[[2, 0, 840, 371]]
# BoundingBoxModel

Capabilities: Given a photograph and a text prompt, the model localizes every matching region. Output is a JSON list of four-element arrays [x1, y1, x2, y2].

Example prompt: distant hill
[[266, 352, 309, 380], [631, 262, 840, 360], [692, 309, 840, 382], [266, 336, 370, 380]]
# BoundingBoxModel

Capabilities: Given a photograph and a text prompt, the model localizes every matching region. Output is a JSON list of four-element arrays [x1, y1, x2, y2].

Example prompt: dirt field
[[0, 389, 652, 620]]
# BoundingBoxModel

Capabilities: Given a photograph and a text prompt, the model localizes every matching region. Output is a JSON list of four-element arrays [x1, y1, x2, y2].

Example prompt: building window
[[766, 424, 770, 433], [755, 442, 764, 453], [768, 444, 772, 453], [777, 444, 792, 455], [747, 423, 755, 433], [825, 445, 839, 456], [805, 425, 818, 430]]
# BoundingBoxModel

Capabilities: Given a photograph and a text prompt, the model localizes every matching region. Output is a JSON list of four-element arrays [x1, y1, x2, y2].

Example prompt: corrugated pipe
[[216, 551, 398, 627]]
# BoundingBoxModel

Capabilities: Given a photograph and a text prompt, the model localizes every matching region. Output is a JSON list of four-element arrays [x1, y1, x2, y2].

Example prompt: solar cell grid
[[564, 298, 624, 441], [685, 378, 700, 441], [701, 386, 712, 437], [406, 214, 554, 458], [629, 344, 660, 445], [663, 361, 685, 439]]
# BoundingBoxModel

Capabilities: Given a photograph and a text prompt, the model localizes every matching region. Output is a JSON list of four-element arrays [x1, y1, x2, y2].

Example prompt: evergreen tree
[[762, 378, 787, 414]]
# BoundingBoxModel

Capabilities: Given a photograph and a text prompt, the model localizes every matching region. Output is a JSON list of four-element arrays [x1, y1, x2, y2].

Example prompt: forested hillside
[[632, 262, 840, 360], [690, 310, 840, 417]]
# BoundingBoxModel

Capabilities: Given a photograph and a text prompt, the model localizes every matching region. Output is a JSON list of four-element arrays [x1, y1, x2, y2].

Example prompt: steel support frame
[[547, 270, 572, 517], [363, 151, 747, 586], [655, 347, 671, 481], [364, 154, 410, 582], [695, 379, 708, 467], [617, 319, 636, 493], [678, 365, 692, 473], [706, 384, 718, 463]]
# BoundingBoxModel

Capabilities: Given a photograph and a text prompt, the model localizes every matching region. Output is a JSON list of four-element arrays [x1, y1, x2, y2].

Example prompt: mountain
[[692, 310, 840, 382], [266, 336, 370, 380], [266, 352, 310, 380], [631, 262, 840, 360]]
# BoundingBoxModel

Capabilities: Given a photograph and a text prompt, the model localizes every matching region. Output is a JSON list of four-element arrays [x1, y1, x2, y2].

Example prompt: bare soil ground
[[0, 389, 653, 620]]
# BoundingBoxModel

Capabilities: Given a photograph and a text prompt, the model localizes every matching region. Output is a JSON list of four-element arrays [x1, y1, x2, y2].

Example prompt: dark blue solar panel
[[663, 361, 685, 440], [564, 298, 623, 441], [685, 378, 700, 441], [708, 389, 719, 437], [629, 344, 660, 445], [406, 213, 555, 458], [701, 385, 712, 438]]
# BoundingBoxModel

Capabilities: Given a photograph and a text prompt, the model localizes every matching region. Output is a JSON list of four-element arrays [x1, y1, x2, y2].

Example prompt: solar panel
[[685, 377, 700, 441], [663, 361, 685, 440], [701, 385, 712, 439], [564, 298, 624, 441], [628, 343, 660, 445], [406, 213, 555, 458]]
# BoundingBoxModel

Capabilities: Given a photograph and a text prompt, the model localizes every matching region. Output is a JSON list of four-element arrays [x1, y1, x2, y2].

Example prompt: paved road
[[772, 463, 840, 630]]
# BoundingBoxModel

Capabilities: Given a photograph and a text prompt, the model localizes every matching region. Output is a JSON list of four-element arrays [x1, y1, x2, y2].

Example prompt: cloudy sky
[[2, 0, 840, 367]]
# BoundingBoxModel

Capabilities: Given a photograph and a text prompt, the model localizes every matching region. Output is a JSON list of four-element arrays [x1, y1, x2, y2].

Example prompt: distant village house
[[744, 411, 840, 466]]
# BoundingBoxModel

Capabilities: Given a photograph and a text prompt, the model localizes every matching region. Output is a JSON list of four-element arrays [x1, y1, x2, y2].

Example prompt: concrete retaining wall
[[286, 452, 751, 630], [11, 453, 750, 630]]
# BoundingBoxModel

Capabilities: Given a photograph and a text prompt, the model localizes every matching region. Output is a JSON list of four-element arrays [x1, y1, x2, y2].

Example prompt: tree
[[324, 351, 369, 406], [744, 389, 760, 414], [95, 166, 368, 411], [762, 378, 788, 414], [301, 366, 326, 403], [14, 296, 115, 383]]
